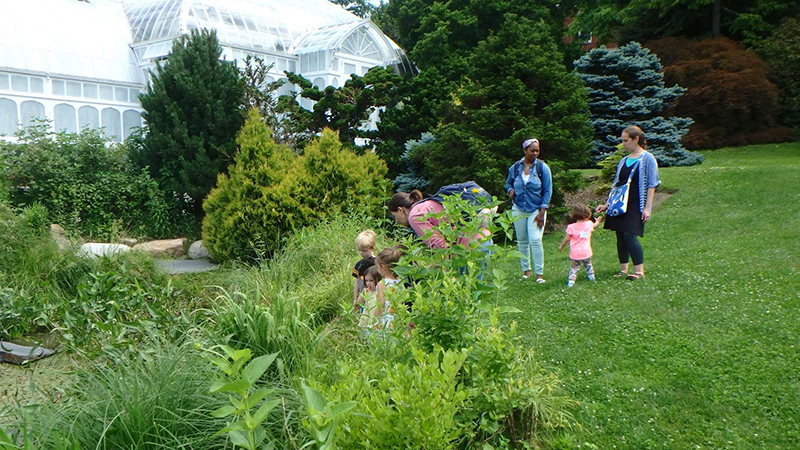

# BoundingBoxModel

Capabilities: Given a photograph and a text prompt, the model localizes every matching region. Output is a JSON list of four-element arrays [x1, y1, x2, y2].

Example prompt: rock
[[120, 237, 139, 246], [1, 341, 56, 365], [79, 243, 131, 258], [188, 240, 209, 259], [50, 224, 70, 250], [133, 238, 187, 258]]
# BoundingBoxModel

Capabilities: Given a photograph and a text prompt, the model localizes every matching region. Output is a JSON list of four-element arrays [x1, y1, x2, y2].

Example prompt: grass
[[499, 142, 800, 449]]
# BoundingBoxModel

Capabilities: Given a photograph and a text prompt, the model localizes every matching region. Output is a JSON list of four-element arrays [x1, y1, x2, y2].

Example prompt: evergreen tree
[[393, 132, 432, 192], [417, 14, 592, 196], [134, 29, 245, 217], [279, 67, 401, 148], [574, 42, 701, 166]]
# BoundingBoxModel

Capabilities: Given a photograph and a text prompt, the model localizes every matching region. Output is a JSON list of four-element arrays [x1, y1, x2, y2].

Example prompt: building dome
[[1, 0, 405, 140]]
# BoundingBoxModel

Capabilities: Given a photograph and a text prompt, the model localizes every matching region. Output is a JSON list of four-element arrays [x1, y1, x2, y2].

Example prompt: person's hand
[[595, 204, 607, 213], [642, 209, 651, 222], [534, 212, 545, 229], [508, 189, 515, 199]]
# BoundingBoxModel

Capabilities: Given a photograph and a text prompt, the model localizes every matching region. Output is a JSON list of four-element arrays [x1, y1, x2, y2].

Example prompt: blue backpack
[[429, 181, 493, 206]]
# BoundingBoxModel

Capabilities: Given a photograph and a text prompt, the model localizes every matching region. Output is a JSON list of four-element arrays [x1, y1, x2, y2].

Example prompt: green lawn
[[500, 142, 800, 449]]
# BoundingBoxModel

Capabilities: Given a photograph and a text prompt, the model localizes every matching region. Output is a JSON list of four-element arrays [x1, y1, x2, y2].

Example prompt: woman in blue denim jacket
[[505, 138, 553, 282]]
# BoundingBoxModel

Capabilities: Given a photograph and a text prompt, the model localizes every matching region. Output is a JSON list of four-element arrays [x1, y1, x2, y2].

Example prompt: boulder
[[188, 240, 209, 259], [50, 224, 70, 251], [79, 243, 131, 258], [133, 238, 187, 258], [120, 237, 139, 246]]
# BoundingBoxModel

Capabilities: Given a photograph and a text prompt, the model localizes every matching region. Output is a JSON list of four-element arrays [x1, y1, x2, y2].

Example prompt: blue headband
[[522, 138, 539, 149]]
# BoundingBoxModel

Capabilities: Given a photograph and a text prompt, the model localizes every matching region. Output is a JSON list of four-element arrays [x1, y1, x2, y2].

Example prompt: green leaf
[[245, 388, 276, 409], [211, 379, 250, 394], [210, 405, 237, 418], [227, 429, 252, 449], [301, 381, 328, 413], [242, 352, 279, 385], [253, 398, 281, 425], [328, 401, 357, 416]]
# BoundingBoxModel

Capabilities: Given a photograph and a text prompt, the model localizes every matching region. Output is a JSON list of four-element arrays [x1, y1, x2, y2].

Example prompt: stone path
[[155, 259, 218, 274]]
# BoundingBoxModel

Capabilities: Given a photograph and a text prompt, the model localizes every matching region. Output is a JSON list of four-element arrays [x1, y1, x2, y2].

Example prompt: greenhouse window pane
[[66, 81, 81, 97], [83, 83, 98, 99], [130, 89, 141, 101], [20, 101, 45, 128], [79, 106, 99, 131], [100, 85, 114, 101], [0, 74, 9, 91], [101, 108, 122, 142], [0, 98, 17, 135], [29, 77, 44, 93], [54, 104, 77, 134], [123, 110, 142, 139], [115, 87, 129, 103], [345, 63, 356, 75], [11, 75, 28, 92], [52, 80, 65, 95]]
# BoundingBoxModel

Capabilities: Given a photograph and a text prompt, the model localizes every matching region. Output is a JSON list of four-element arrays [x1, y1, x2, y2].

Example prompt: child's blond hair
[[376, 245, 403, 270], [355, 230, 377, 251]]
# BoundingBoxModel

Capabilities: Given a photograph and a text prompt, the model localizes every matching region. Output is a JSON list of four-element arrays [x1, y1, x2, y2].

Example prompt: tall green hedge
[[202, 110, 390, 262]]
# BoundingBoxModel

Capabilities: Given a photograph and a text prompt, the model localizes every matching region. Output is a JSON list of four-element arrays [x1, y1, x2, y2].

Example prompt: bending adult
[[505, 138, 552, 282], [387, 190, 491, 250], [596, 126, 660, 280]]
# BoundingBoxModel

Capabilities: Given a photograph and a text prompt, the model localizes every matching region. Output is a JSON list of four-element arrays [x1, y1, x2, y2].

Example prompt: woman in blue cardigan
[[505, 138, 553, 282], [596, 126, 660, 280]]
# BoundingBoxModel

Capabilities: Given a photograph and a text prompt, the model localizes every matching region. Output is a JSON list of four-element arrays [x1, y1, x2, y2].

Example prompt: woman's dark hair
[[365, 265, 382, 283], [570, 205, 592, 222], [623, 125, 647, 149], [387, 190, 424, 212]]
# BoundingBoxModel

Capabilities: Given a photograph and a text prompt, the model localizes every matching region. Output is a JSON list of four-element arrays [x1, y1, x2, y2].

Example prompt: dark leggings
[[616, 231, 644, 266]]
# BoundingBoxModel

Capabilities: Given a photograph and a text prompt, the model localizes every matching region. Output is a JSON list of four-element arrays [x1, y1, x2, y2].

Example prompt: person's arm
[[642, 187, 656, 222], [374, 283, 385, 317], [558, 233, 569, 252], [593, 216, 604, 229], [353, 278, 360, 306], [505, 164, 516, 199], [534, 163, 552, 228]]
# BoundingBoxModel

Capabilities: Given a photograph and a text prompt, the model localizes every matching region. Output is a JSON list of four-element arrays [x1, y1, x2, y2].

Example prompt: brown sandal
[[626, 273, 645, 280], [613, 271, 628, 278]]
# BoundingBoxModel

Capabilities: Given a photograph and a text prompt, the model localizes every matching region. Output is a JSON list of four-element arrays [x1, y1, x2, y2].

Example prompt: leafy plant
[[206, 345, 282, 450], [299, 382, 356, 450]]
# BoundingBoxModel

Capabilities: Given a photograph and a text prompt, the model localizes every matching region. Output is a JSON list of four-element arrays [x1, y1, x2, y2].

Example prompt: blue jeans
[[512, 207, 546, 275]]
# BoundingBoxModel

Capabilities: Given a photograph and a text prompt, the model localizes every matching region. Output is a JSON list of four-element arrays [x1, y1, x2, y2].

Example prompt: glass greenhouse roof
[[123, 0, 361, 54], [0, 0, 142, 84]]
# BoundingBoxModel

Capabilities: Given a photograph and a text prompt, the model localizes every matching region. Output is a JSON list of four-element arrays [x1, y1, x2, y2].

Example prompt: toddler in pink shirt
[[559, 205, 603, 287]]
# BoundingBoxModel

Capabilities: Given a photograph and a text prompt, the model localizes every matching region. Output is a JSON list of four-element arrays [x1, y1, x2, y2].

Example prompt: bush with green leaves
[[1, 123, 193, 238], [202, 109, 390, 261], [751, 17, 800, 131]]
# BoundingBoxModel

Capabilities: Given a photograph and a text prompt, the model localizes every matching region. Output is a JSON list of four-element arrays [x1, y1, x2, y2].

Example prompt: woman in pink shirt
[[558, 205, 603, 287], [387, 190, 491, 250]]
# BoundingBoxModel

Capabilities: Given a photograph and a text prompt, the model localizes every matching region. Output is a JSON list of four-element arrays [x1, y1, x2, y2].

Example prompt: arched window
[[313, 77, 326, 90], [0, 98, 17, 135], [101, 108, 122, 142], [20, 101, 45, 129], [79, 106, 99, 131], [340, 28, 382, 60], [122, 110, 141, 139], [54, 104, 77, 134]]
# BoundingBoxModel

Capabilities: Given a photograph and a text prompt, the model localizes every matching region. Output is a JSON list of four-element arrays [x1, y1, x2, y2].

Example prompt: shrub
[[1, 124, 192, 238], [574, 42, 701, 167], [202, 110, 390, 261], [751, 17, 800, 131], [646, 36, 798, 149], [133, 28, 246, 217]]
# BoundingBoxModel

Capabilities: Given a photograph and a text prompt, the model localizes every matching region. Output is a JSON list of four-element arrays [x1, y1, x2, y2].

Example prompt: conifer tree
[[134, 29, 245, 216], [574, 42, 701, 166]]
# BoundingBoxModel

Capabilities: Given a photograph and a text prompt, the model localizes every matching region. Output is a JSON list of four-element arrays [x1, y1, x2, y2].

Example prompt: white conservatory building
[[0, 0, 408, 141]]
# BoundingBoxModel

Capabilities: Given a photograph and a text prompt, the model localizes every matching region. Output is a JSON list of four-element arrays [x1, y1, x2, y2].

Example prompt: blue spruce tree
[[393, 132, 432, 192], [574, 42, 702, 166]]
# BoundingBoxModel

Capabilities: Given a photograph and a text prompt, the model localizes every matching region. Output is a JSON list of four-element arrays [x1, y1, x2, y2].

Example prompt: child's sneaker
[[567, 280, 575, 287], [588, 276, 596, 282]]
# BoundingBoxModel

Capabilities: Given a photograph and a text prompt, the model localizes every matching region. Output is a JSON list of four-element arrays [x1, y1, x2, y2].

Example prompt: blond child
[[352, 230, 377, 309], [559, 205, 603, 287]]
